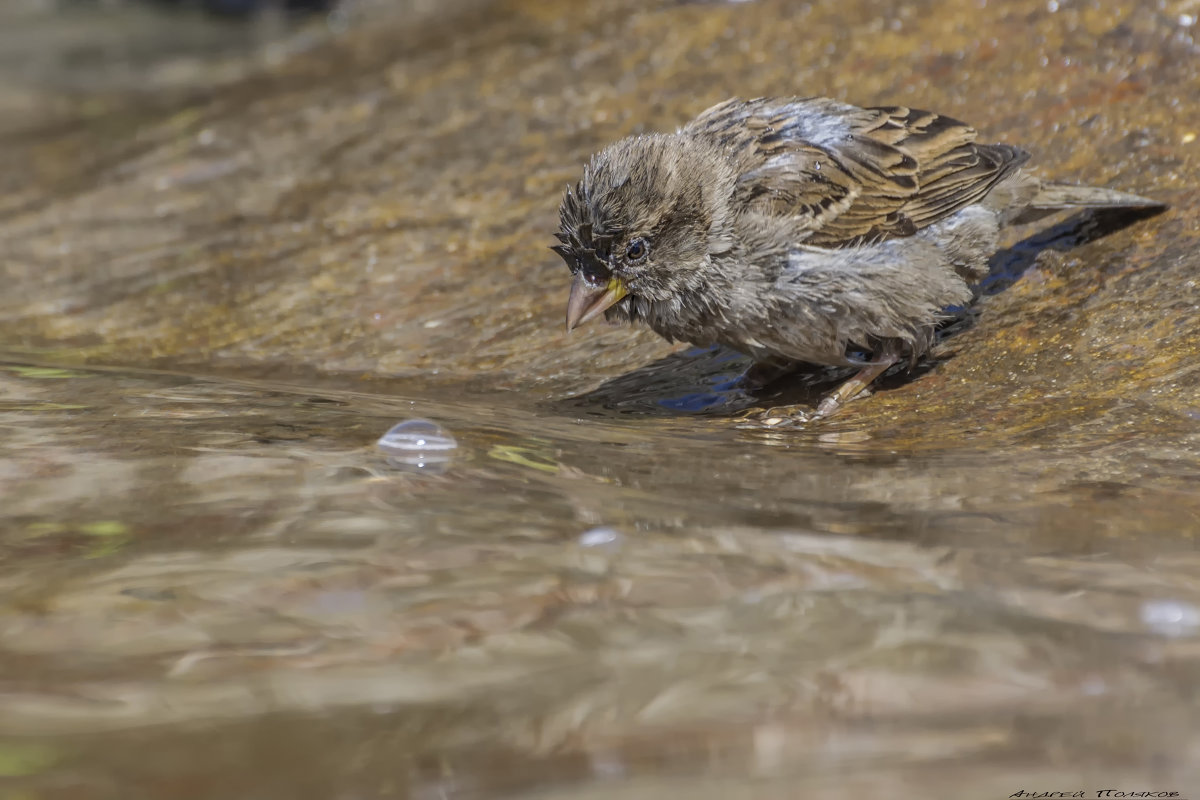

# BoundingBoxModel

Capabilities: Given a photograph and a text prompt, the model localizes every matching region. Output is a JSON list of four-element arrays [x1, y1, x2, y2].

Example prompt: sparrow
[[551, 96, 1164, 418]]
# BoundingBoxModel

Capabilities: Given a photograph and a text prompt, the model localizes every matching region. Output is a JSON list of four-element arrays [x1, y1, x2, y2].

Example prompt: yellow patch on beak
[[565, 274, 628, 331]]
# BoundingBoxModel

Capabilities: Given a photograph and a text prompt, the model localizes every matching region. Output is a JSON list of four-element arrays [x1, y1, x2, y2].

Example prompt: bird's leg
[[813, 340, 903, 419]]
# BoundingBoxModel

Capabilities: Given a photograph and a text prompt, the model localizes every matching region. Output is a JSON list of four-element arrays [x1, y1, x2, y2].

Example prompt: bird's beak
[[565, 273, 628, 331]]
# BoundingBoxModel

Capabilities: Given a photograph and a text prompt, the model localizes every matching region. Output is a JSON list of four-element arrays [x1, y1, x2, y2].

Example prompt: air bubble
[[377, 419, 457, 472]]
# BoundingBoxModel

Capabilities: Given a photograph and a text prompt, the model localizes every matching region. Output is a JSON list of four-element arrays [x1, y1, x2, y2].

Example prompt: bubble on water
[[377, 418, 457, 472], [578, 527, 622, 548], [1141, 600, 1200, 637]]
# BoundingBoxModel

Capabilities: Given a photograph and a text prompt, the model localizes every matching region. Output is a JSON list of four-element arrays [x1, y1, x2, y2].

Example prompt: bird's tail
[[1005, 181, 1166, 226], [1028, 182, 1165, 211]]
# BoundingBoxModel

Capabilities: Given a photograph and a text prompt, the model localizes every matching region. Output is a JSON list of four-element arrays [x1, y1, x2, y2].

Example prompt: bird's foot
[[813, 388, 872, 420], [734, 404, 813, 429]]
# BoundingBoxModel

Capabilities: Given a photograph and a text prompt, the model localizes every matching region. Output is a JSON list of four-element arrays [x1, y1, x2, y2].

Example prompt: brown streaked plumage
[[552, 96, 1165, 419]]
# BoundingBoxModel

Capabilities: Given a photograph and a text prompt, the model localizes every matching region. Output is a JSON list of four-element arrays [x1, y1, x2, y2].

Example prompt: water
[[2, 358, 1199, 795], [1, 0, 1199, 796]]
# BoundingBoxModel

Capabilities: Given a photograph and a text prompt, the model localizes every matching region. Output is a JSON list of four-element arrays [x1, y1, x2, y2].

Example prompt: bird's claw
[[734, 405, 813, 429], [813, 396, 842, 419]]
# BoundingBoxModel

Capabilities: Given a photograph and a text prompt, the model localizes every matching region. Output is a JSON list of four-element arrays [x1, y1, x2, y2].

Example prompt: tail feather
[[1029, 182, 1165, 210]]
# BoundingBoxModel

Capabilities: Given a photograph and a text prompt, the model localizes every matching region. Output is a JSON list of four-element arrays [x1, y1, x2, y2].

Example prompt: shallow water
[[2, 0, 1200, 797], [4, 357, 1200, 796]]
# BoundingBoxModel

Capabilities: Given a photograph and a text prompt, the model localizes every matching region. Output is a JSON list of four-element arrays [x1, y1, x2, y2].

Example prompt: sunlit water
[[2, 358, 1199, 796]]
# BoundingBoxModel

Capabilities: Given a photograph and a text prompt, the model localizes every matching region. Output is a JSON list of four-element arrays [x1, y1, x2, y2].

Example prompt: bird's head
[[551, 134, 735, 331]]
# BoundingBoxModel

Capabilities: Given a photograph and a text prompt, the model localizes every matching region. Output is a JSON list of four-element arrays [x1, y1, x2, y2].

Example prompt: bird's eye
[[624, 238, 649, 263]]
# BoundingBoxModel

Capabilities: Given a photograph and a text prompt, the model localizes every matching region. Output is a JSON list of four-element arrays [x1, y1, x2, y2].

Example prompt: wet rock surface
[[1, 0, 1199, 796]]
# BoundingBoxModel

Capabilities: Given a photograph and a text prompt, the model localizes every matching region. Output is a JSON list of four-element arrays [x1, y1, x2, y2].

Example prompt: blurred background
[[2, 0, 343, 97]]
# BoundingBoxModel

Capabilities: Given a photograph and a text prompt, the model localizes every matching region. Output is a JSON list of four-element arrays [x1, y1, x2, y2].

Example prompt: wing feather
[[685, 97, 1029, 248]]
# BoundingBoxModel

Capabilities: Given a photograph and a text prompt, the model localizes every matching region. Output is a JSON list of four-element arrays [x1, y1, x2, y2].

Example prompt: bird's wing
[[686, 97, 1029, 247]]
